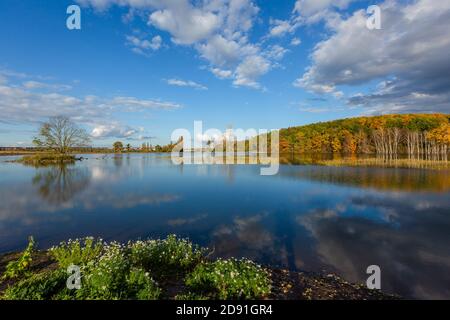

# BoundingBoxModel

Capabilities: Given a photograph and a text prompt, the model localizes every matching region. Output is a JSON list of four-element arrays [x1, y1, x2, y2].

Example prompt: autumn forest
[[276, 114, 450, 160]]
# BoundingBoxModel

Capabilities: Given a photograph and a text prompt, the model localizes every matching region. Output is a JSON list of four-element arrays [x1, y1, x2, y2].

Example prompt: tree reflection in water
[[31, 163, 90, 205]]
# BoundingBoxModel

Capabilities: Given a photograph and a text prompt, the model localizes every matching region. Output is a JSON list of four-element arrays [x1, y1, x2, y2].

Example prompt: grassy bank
[[14, 154, 80, 166], [0, 236, 396, 300], [317, 157, 450, 170]]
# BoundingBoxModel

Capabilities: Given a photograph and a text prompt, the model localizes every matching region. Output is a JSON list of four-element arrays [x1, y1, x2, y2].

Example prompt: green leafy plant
[[185, 258, 271, 300], [76, 242, 130, 300], [2, 236, 35, 280], [49, 237, 104, 269], [128, 235, 206, 277], [75, 242, 160, 300], [125, 268, 160, 300], [2, 269, 67, 300]]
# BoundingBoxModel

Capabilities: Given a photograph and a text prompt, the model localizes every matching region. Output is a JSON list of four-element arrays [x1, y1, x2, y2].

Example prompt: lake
[[1, 153, 449, 299]]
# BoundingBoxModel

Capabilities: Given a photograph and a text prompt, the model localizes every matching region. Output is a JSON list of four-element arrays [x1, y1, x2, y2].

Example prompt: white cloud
[[149, 6, 220, 45], [22, 81, 72, 91], [77, 0, 276, 90], [290, 37, 302, 46], [166, 78, 207, 90], [0, 73, 181, 138], [126, 34, 162, 56], [267, 18, 301, 38], [266, 0, 357, 39], [293, 0, 359, 25], [265, 0, 358, 41], [0, 69, 36, 79], [79, 1, 221, 44], [293, 70, 338, 94], [294, 0, 450, 113], [197, 34, 243, 66], [91, 123, 137, 138], [264, 45, 289, 61], [293, 0, 357, 16], [109, 96, 181, 111], [234, 55, 270, 89], [210, 68, 233, 79]]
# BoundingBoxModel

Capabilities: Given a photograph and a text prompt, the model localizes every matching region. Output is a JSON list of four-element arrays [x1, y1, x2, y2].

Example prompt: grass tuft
[[17, 154, 77, 166]]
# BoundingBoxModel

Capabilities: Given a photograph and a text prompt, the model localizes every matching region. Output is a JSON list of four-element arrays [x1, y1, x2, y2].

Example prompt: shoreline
[[0, 249, 398, 300], [2, 151, 448, 169]]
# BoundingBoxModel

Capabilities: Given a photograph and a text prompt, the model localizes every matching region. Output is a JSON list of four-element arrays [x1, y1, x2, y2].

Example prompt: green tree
[[113, 141, 124, 153]]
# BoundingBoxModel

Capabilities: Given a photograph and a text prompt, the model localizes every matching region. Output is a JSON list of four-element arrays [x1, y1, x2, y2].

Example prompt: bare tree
[[33, 116, 91, 153]]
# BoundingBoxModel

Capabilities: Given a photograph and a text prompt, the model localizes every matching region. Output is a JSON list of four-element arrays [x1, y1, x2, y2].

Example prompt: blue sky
[[0, 0, 449, 146]]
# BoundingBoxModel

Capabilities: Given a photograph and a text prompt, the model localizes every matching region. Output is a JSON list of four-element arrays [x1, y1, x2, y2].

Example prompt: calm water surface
[[1, 154, 450, 299]]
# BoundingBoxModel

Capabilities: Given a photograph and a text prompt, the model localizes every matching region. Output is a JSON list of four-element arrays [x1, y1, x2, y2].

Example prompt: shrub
[[2, 269, 67, 300], [2, 236, 35, 280], [76, 242, 130, 300], [128, 235, 205, 277], [49, 237, 104, 269], [126, 268, 160, 300], [76, 242, 160, 300], [18, 154, 77, 166], [185, 258, 271, 300]]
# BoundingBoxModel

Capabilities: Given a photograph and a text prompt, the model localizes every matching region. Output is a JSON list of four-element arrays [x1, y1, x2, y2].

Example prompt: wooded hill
[[277, 114, 450, 159]]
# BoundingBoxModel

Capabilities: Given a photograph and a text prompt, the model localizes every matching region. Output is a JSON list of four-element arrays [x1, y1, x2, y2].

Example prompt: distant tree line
[[275, 114, 450, 160], [26, 115, 450, 161], [111, 141, 176, 153]]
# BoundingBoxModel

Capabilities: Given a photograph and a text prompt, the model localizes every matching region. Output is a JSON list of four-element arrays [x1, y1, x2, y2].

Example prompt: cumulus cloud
[[210, 67, 233, 79], [294, 0, 450, 114], [126, 34, 162, 55], [197, 34, 243, 66], [294, 0, 357, 16], [166, 78, 207, 90], [149, 6, 220, 45], [266, 0, 357, 39], [290, 37, 302, 46], [264, 45, 289, 61], [78, 0, 221, 44], [268, 18, 298, 37], [0, 73, 181, 139], [77, 0, 278, 90], [293, 0, 359, 25], [91, 123, 137, 138], [234, 55, 271, 89]]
